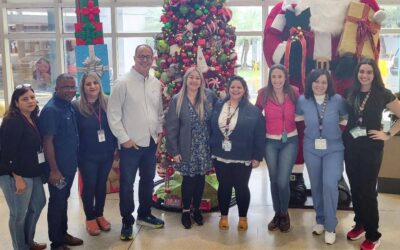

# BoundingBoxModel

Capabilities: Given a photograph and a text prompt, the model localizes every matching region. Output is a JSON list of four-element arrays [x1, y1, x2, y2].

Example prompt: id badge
[[97, 129, 106, 142], [37, 152, 45, 164], [349, 126, 367, 139], [222, 140, 232, 152], [281, 131, 287, 143], [315, 138, 327, 150]]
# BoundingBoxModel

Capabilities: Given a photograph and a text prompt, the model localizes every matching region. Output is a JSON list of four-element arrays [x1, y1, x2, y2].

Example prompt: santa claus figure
[[263, 0, 384, 206]]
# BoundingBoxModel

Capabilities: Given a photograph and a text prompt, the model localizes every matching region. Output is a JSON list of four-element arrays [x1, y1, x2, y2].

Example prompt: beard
[[310, 0, 353, 36]]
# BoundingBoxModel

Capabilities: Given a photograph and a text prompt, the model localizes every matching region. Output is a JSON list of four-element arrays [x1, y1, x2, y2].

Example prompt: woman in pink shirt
[[256, 64, 299, 233]]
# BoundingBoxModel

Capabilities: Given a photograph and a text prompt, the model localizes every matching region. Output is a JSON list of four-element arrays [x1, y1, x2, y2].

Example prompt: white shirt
[[107, 67, 163, 147]]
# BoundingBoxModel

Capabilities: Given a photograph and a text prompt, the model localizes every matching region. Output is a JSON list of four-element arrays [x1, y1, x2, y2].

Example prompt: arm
[[369, 99, 400, 140], [42, 135, 63, 185], [107, 81, 138, 149], [252, 108, 266, 168], [165, 97, 181, 162]]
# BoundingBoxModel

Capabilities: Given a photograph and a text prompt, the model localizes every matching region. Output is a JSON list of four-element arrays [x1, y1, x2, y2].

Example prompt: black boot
[[289, 173, 307, 207], [181, 211, 192, 229], [192, 209, 203, 226]]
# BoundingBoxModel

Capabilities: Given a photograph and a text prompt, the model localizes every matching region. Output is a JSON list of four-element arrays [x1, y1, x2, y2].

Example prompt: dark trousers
[[181, 175, 205, 210], [345, 144, 383, 241], [214, 160, 252, 217], [47, 174, 75, 249], [79, 153, 114, 220], [119, 139, 156, 225]]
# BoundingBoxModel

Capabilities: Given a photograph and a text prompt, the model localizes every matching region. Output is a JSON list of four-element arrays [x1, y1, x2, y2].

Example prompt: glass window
[[62, 7, 111, 33], [116, 7, 163, 33], [117, 37, 155, 76], [381, 5, 400, 29], [230, 6, 262, 32], [380, 34, 400, 93], [235, 36, 263, 101], [7, 9, 56, 33], [9, 39, 57, 107], [64, 38, 113, 82], [0, 48, 4, 110]]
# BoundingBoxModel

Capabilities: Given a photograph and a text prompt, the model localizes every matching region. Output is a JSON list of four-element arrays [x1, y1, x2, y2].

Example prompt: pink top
[[256, 86, 299, 138]]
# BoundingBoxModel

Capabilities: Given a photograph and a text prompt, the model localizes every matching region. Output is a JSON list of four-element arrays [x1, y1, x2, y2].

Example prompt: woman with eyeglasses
[[0, 84, 47, 250], [73, 72, 117, 236], [165, 67, 216, 229]]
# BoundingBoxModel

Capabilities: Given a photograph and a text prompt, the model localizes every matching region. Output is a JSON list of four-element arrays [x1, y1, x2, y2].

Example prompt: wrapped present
[[75, 22, 104, 45], [338, 2, 380, 60], [76, 44, 111, 94], [76, 0, 100, 23]]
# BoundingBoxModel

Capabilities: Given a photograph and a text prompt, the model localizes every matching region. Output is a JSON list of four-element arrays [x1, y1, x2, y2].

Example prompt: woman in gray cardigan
[[165, 67, 216, 229]]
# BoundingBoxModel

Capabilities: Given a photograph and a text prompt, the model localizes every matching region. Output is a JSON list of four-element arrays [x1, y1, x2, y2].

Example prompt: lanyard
[[89, 103, 102, 130], [355, 90, 371, 126], [19, 113, 42, 145], [280, 97, 286, 132], [222, 102, 239, 139], [313, 95, 328, 138]]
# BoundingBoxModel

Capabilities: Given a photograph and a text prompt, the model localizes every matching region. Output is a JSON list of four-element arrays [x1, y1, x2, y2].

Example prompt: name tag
[[315, 138, 327, 150], [98, 129, 106, 142], [37, 152, 45, 164], [350, 126, 367, 139], [222, 140, 232, 152]]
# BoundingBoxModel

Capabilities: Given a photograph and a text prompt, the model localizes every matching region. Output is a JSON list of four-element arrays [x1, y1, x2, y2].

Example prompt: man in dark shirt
[[39, 73, 82, 250]]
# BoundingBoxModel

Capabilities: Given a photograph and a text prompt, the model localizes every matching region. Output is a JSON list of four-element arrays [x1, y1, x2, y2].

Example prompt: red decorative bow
[[355, 18, 379, 60]]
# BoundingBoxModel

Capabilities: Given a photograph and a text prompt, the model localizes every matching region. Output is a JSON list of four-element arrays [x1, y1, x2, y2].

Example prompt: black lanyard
[[222, 102, 239, 139], [313, 95, 328, 138], [355, 90, 371, 126]]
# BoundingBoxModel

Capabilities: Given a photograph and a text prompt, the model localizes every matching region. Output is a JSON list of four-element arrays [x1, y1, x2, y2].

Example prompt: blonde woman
[[73, 72, 117, 236], [165, 67, 217, 229]]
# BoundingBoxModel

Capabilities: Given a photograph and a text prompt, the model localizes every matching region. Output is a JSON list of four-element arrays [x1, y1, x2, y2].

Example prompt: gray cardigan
[[165, 89, 217, 162]]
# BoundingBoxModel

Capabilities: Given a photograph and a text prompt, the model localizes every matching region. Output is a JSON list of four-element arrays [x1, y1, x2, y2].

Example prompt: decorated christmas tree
[[153, 0, 237, 211]]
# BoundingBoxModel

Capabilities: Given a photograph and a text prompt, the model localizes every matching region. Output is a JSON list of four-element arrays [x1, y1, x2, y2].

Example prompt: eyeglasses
[[60, 86, 77, 91], [136, 55, 153, 61], [15, 83, 32, 89]]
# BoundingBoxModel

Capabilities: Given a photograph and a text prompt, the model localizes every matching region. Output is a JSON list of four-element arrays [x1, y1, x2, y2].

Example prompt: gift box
[[75, 22, 104, 45], [338, 2, 380, 60], [76, 44, 111, 94]]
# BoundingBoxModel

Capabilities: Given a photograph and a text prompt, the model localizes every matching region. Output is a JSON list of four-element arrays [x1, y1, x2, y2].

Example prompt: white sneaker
[[312, 224, 325, 235], [325, 231, 336, 245]]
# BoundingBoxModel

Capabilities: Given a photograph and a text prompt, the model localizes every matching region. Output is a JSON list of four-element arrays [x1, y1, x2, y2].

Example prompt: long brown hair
[[262, 64, 297, 106]]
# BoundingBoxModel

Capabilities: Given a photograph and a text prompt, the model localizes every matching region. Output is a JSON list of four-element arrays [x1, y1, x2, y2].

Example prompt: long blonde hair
[[175, 67, 206, 122], [78, 72, 108, 117]]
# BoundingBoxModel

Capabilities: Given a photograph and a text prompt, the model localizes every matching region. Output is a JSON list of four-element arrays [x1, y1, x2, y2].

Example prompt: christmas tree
[[153, 0, 237, 211]]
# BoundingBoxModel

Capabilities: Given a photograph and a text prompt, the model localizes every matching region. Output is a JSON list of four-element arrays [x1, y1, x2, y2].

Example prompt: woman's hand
[[173, 154, 182, 163], [49, 169, 63, 186], [13, 175, 26, 194], [368, 130, 391, 141], [251, 160, 260, 168]]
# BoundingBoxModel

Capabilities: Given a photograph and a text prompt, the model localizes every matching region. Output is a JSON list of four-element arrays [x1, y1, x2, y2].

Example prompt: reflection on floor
[[1, 164, 400, 250]]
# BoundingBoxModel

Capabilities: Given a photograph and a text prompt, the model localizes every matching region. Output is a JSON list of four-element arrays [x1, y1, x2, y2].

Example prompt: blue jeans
[[79, 153, 114, 220], [0, 175, 46, 250], [47, 173, 75, 249], [119, 139, 157, 225], [304, 148, 343, 232], [265, 136, 298, 214]]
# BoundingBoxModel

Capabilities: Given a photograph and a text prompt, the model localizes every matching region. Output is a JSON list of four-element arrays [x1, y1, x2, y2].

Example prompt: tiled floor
[[1, 164, 399, 250]]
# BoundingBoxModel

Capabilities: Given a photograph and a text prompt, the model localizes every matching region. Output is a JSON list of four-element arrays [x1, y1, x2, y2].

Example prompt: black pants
[[345, 144, 383, 241], [181, 175, 205, 210], [214, 160, 252, 217]]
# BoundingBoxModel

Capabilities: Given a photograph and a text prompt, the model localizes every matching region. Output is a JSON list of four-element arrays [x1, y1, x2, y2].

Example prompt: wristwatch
[[385, 131, 392, 137]]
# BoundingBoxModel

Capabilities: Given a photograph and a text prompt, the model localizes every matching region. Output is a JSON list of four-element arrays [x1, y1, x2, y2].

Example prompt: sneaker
[[312, 224, 325, 235], [347, 224, 365, 241], [360, 239, 380, 250], [279, 213, 290, 233], [96, 216, 111, 231], [192, 209, 203, 226], [86, 219, 101, 236], [325, 231, 336, 245], [137, 214, 165, 229], [181, 212, 192, 229], [120, 224, 133, 241], [268, 213, 280, 231]]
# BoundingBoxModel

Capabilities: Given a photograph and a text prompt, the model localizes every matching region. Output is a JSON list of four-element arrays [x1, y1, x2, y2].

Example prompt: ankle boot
[[181, 211, 192, 229], [192, 209, 203, 226], [237, 217, 248, 231], [279, 212, 291, 233], [219, 216, 229, 230], [268, 213, 280, 231]]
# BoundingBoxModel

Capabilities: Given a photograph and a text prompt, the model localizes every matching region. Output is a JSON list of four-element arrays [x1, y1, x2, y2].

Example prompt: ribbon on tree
[[284, 27, 307, 90], [346, 8, 380, 61]]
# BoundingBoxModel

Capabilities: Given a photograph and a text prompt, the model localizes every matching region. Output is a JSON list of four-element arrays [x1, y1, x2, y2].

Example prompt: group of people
[[0, 44, 399, 250]]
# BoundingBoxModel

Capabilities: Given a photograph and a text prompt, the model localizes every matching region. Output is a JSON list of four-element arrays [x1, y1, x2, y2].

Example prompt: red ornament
[[160, 15, 169, 24], [219, 29, 225, 36], [210, 6, 217, 14], [197, 39, 206, 47], [194, 19, 202, 25]]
